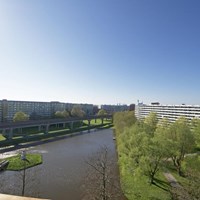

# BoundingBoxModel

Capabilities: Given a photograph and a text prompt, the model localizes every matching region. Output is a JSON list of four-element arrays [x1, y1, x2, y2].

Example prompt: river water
[[0, 129, 120, 200]]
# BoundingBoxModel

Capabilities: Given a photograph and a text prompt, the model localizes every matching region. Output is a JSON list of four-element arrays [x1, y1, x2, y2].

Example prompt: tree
[[13, 112, 29, 122], [144, 112, 158, 136], [55, 110, 69, 118], [71, 105, 85, 117], [171, 156, 200, 200], [62, 110, 69, 118], [93, 105, 99, 115], [54, 111, 63, 118], [113, 111, 136, 135], [191, 117, 200, 147], [139, 136, 167, 184], [97, 109, 107, 116], [165, 117, 195, 176], [154, 117, 171, 153], [82, 146, 123, 200], [185, 168, 200, 199], [119, 123, 146, 166], [124, 123, 166, 185]]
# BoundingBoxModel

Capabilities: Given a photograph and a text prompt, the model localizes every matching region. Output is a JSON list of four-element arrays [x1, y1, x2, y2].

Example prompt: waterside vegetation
[[114, 111, 200, 200]]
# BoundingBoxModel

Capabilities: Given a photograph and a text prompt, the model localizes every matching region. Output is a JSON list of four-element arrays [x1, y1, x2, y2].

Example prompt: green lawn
[[119, 165, 171, 200], [0, 134, 6, 141], [49, 128, 70, 134], [4, 154, 42, 170], [83, 118, 112, 125]]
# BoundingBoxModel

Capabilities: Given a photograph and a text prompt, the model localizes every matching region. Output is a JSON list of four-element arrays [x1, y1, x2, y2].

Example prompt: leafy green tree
[[13, 112, 29, 122], [171, 156, 200, 199], [165, 117, 195, 176], [121, 123, 146, 165], [113, 111, 136, 135], [55, 110, 69, 118], [191, 117, 200, 147], [144, 112, 158, 136], [154, 117, 171, 152], [97, 109, 107, 116], [62, 110, 70, 118], [139, 136, 168, 184], [185, 165, 200, 199], [125, 123, 166, 184], [71, 105, 86, 117], [55, 111, 63, 118], [118, 121, 166, 185]]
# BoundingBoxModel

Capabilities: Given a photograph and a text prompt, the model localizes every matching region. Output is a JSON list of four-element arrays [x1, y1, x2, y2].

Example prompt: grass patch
[[4, 154, 42, 171], [49, 128, 70, 134], [119, 162, 171, 200], [83, 119, 112, 125], [0, 134, 6, 141]]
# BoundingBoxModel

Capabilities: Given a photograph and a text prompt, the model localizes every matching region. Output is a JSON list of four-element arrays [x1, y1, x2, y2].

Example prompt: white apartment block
[[136, 103, 200, 122]]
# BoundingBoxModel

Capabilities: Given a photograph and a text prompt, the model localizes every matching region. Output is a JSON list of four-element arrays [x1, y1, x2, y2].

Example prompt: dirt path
[[163, 171, 191, 200], [163, 172, 181, 188]]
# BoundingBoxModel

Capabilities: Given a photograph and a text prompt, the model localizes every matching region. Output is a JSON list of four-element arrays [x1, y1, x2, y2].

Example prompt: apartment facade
[[101, 104, 129, 114], [136, 103, 200, 122], [0, 99, 93, 122]]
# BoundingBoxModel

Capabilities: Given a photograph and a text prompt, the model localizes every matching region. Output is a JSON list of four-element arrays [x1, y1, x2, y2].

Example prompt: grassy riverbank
[[0, 121, 113, 148], [3, 153, 42, 170]]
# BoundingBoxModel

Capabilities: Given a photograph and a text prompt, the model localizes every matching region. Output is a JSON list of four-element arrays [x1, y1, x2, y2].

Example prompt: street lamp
[[21, 150, 26, 161]]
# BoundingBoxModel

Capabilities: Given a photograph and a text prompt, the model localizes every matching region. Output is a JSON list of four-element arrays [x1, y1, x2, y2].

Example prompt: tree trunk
[[177, 164, 182, 176], [22, 161, 26, 196]]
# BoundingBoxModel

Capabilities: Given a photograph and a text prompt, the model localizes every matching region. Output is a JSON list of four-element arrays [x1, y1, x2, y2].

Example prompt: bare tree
[[16, 165, 41, 198], [16, 151, 41, 197], [81, 145, 124, 200]]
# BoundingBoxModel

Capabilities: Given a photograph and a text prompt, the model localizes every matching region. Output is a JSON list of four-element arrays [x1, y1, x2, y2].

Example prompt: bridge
[[0, 115, 112, 140]]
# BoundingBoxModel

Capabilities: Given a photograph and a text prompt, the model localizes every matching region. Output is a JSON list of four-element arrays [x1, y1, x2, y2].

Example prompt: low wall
[[0, 193, 49, 200]]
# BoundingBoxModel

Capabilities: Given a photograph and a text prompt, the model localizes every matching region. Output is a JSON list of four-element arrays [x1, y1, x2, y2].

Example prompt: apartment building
[[0, 99, 93, 122], [136, 102, 200, 122], [101, 104, 130, 114]]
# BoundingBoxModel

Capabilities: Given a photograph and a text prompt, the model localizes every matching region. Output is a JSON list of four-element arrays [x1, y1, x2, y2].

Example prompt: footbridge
[[0, 115, 112, 140]]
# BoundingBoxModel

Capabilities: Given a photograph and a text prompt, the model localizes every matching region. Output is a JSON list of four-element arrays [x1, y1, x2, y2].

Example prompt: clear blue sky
[[0, 0, 200, 105]]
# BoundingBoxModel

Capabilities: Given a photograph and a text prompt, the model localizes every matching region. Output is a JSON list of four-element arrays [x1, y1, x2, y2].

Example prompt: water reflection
[[0, 129, 118, 200]]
